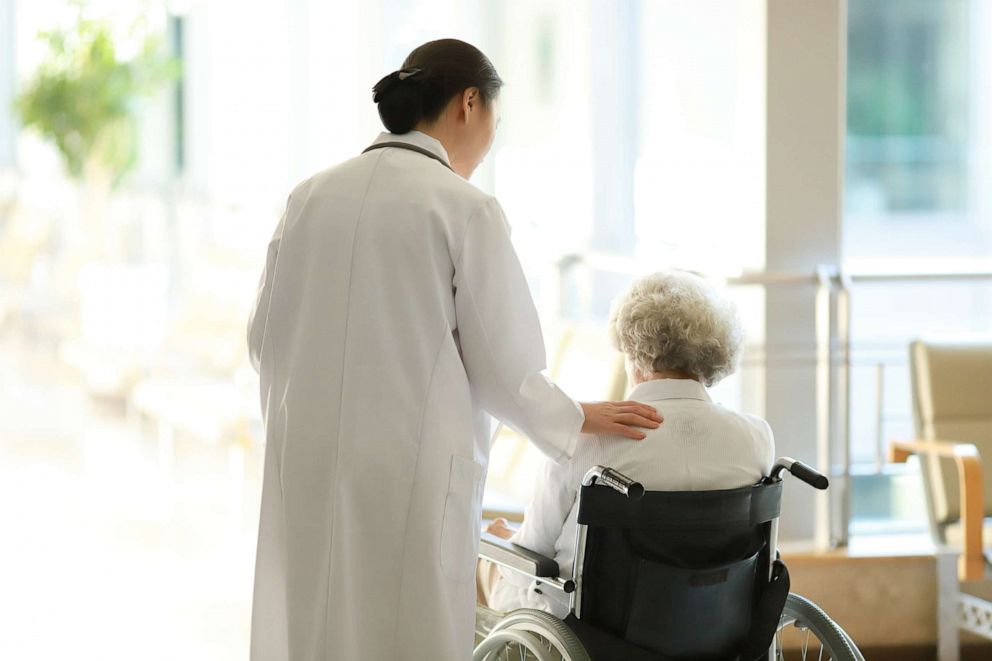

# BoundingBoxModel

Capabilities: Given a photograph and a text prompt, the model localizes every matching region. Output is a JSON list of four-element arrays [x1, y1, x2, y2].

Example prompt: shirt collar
[[627, 378, 712, 403], [369, 130, 452, 168]]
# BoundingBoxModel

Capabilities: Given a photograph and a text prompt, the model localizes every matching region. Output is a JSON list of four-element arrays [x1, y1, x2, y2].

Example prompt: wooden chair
[[889, 340, 992, 654], [889, 340, 992, 582]]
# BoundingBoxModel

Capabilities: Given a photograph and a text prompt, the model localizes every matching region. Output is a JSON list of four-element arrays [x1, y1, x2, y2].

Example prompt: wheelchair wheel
[[777, 593, 864, 661], [473, 609, 591, 661]]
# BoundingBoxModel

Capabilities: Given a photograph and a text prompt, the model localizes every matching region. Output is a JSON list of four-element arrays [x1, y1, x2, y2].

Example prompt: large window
[[848, 0, 969, 214], [845, 0, 992, 262], [844, 0, 992, 535]]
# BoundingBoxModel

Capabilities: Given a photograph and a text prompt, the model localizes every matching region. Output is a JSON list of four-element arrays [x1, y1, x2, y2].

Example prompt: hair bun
[[372, 67, 426, 102], [372, 68, 429, 134], [371, 40, 503, 135]]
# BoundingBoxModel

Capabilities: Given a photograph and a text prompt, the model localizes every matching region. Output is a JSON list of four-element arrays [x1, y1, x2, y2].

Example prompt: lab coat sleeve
[[247, 206, 287, 373], [453, 197, 584, 462]]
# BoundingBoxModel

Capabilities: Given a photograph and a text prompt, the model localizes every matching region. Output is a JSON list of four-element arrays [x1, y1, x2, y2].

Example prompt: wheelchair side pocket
[[624, 548, 761, 659], [439, 455, 485, 583]]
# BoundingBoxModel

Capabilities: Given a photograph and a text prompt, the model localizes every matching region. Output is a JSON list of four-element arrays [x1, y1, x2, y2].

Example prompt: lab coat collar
[[627, 378, 711, 403], [369, 130, 452, 168]]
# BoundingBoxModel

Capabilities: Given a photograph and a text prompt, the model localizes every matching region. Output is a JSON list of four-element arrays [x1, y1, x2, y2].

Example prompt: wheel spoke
[[769, 619, 856, 661]]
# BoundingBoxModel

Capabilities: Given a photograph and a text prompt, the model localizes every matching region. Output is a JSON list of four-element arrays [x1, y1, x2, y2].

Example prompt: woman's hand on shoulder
[[579, 401, 663, 440]]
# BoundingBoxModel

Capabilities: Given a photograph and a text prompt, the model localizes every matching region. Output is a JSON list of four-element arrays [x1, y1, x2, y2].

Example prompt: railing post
[[833, 270, 853, 547], [875, 362, 885, 472], [814, 266, 834, 550]]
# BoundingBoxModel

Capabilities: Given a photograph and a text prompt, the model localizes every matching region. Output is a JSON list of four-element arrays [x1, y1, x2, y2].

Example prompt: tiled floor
[[0, 337, 263, 660]]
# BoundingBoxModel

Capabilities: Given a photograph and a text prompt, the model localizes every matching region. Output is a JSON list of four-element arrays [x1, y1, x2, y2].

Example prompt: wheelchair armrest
[[479, 532, 560, 579]]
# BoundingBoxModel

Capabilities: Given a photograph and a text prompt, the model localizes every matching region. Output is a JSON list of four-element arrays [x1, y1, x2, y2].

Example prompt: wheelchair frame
[[478, 457, 843, 661]]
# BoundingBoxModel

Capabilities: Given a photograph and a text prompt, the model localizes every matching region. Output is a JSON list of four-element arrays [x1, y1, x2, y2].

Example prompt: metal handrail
[[830, 268, 992, 547], [844, 269, 992, 284], [559, 252, 992, 285], [557, 252, 825, 286]]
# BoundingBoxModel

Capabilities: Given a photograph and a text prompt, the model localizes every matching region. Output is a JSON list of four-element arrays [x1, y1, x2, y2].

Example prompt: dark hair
[[372, 39, 503, 134]]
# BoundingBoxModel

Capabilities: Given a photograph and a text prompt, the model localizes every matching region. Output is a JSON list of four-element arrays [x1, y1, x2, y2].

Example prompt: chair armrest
[[889, 439, 985, 582], [479, 532, 560, 579], [889, 439, 981, 463]]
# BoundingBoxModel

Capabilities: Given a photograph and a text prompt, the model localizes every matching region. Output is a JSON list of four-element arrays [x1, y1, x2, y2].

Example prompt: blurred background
[[1, 0, 991, 658]]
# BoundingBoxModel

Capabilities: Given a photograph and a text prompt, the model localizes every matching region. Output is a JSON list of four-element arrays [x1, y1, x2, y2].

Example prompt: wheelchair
[[474, 458, 864, 661]]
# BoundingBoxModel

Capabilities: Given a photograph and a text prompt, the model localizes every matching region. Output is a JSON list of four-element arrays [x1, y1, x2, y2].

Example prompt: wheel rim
[[473, 630, 567, 661], [474, 629, 559, 661], [776, 594, 861, 660], [477, 598, 860, 661], [477, 610, 590, 661]]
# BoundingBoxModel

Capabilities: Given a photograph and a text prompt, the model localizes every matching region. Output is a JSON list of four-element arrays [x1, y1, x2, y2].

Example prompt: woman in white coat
[[247, 38, 661, 660]]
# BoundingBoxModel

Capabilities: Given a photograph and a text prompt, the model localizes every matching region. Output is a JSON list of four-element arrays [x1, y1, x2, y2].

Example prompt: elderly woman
[[477, 271, 775, 617]]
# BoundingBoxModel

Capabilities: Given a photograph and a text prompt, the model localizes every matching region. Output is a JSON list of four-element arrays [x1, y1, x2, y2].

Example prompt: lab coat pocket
[[440, 455, 485, 583]]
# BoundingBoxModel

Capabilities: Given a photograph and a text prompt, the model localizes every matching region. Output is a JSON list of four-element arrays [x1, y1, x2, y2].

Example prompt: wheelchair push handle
[[770, 457, 829, 490], [582, 466, 645, 499]]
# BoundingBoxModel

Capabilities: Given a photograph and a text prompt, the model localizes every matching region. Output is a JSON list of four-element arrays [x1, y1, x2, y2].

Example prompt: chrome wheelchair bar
[[478, 534, 576, 594], [479, 557, 575, 595], [570, 466, 643, 619], [581, 465, 645, 499], [569, 523, 588, 619]]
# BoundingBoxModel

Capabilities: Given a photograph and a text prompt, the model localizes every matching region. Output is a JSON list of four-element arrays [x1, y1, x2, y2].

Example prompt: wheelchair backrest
[[574, 481, 781, 660]]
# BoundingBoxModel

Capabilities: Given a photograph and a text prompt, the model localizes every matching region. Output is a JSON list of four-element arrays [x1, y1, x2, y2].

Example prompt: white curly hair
[[609, 271, 743, 387]]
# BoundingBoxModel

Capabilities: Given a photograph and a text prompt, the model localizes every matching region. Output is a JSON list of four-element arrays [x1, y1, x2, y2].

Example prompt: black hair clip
[[373, 67, 427, 102]]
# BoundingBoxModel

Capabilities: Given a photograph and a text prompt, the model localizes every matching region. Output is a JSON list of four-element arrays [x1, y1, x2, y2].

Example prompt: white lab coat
[[247, 130, 584, 660]]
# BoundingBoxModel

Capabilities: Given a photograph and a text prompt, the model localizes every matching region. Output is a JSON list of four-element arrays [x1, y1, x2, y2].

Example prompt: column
[[764, 0, 847, 545]]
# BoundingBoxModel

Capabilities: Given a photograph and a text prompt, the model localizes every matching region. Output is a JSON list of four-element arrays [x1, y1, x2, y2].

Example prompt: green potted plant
[[13, 5, 179, 269]]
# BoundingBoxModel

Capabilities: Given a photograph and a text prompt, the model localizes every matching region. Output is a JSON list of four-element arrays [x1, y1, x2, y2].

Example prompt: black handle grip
[[789, 460, 829, 490], [599, 467, 645, 499]]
